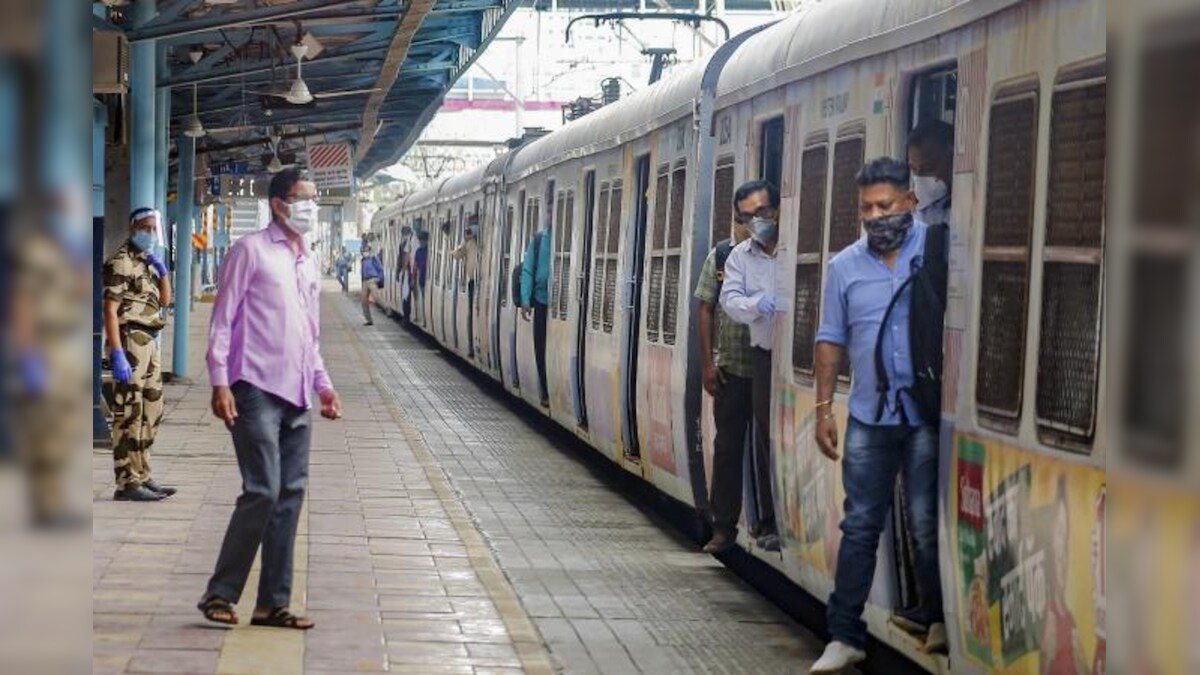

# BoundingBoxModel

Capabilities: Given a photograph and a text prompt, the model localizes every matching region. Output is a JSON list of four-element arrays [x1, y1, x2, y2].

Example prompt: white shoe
[[922, 622, 947, 654], [811, 641, 866, 673]]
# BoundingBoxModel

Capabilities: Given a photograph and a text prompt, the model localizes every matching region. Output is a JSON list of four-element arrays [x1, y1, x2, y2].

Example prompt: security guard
[[102, 207, 176, 501]]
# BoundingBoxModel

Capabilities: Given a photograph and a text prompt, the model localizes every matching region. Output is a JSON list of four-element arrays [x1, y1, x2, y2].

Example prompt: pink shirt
[[206, 221, 332, 409]]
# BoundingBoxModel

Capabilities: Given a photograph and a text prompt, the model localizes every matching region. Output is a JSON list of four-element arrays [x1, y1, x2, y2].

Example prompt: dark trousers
[[827, 418, 942, 648], [707, 371, 761, 535], [533, 302, 548, 401], [467, 280, 475, 357], [750, 348, 777, 532], [206, 382, 311, 609]]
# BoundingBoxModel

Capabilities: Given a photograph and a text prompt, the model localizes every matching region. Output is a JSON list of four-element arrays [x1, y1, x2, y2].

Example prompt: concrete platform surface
[[93, 286, 829, 674]]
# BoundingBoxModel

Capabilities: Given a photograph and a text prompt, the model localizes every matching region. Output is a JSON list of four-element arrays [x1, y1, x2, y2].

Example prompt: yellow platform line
[[213, 472, 310, 672], [341, 304, 556, 675]]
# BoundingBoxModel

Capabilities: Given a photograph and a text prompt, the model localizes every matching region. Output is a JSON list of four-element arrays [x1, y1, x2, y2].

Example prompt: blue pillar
[[130, 0, 156, 210], [93, 101, 108, 441], [172, 136, 196, 377], [154, 50, 169, 240]]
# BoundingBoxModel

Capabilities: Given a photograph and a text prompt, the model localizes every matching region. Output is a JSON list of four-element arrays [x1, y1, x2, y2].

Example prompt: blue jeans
[[206, 381, 311, 608], [826, 418, 943, 649]]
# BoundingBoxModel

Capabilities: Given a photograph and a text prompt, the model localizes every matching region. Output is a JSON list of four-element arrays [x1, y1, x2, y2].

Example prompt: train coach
[[369, 0, 1141, 671]]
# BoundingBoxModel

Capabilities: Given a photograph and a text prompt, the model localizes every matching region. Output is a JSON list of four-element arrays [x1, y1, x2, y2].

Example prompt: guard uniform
[[102, 242, 166, 490]]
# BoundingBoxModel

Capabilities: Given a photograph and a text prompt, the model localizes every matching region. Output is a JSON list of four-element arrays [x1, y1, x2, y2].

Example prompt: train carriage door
[[892, 61, 958, 624], [575, 171, 596, 428], [621, 154, 652, 459]]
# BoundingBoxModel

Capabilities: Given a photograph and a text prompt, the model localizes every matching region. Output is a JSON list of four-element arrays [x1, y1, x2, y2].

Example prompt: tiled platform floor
[[92, 284, 829, 674]]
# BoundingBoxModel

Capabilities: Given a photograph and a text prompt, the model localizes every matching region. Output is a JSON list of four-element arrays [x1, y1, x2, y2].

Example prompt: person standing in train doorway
[[907, 119, 954, 226], [395, 225, 414, 323], [200, 168, 342, 629], [696, 180, 775, 554], [451, 223, 480, 359], [520, 222, 552, 409], [810, 157, 947, 673], [718, 180, 786, 553], [413, 230, 430, 325]]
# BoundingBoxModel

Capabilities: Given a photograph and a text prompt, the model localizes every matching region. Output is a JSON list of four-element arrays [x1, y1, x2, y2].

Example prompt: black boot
[[114, 485, 165, 502], [143, 480, 177, 497]]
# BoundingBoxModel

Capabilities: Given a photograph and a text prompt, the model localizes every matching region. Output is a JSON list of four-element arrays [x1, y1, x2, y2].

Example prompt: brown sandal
[[249, 607, 314, 630], [198, 596, 238, 625]]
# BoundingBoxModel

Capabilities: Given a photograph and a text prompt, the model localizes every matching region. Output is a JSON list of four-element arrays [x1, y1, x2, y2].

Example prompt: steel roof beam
[[354, 0, 441, 163], [129, 0, 400, 43], [158, 42, 391, 87]]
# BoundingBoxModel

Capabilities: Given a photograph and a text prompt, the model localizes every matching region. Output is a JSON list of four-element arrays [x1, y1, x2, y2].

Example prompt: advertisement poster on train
[[952, 434, 1106, 674], [776, 389, 842, 576]]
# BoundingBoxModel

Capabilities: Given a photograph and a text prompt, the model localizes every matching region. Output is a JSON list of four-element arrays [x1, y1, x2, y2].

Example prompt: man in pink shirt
[[198, 169, 342, 629]]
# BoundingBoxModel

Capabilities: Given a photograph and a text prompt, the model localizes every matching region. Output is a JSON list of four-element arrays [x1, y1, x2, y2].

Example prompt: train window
[[662, 163, 687, 345], [591, 183, 611, 331], [551, 190, 574, 321], [603, 182, 623, 333], [1124, 35, 1197, 469], [792, 143, 828, 375], [500, 205, 513, 307], [828, 135, 864, 252], [759, 116, 785, 195], [560, 190, 575, 319], [975, 85, 1039, 430], [1035, 72, 1106, 449], [711, 157, 735, 248], [647, 165, 671, 343], [551, 191, 567, 320]]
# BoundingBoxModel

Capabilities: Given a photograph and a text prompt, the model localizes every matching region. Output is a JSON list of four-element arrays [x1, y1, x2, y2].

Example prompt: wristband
[[814, 399, 833, 409]]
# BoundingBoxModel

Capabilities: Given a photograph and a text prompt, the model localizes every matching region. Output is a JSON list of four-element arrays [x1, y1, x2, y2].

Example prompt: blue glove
[[20, 350, 47, 396], [146, 252, 169, 277], [756, 295, 777, 315], [111, 348, 133, 384]]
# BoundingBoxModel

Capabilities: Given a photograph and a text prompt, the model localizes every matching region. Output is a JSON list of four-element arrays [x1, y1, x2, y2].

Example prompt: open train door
[[574, 171, 596, 428], [619, 154, 651, 459]]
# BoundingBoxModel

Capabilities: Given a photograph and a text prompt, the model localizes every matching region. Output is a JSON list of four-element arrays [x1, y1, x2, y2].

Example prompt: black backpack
[[511, 232, 543, 306], [712, 238, 735, 297], [873, 223, 948, 425]]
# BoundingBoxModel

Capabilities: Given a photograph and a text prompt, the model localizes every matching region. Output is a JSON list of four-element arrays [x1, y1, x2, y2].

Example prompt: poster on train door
[[953, 435, 1106, 674]]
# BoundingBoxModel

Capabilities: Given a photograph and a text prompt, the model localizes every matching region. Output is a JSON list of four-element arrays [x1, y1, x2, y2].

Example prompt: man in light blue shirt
[[810, 157, 945, 673]]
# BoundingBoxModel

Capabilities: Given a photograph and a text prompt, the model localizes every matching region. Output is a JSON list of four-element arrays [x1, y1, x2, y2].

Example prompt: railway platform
[[92, 284, 836, 675]]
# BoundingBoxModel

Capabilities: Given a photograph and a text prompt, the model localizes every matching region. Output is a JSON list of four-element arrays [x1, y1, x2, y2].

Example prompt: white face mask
[[912, 175, 948, 208], [285, 199, 319, 234]]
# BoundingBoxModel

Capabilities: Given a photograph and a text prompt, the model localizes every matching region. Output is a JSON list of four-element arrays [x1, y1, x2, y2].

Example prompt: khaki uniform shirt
[[102, 243, 166, 330]]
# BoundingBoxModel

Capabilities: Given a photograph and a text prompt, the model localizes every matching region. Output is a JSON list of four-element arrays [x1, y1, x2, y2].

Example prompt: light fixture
[[267, 154, 284, 173], [183, 82, 206, 138]]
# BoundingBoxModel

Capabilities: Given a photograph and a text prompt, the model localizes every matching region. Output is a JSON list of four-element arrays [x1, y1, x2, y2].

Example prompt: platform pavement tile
[[126, 648, 219, 673]]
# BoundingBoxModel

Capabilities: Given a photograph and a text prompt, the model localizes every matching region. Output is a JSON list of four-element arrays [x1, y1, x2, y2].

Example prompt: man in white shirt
[[718, 180, 788, 552]]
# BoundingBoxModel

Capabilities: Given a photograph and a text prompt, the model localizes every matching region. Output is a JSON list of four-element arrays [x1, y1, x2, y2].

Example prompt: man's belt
[[120, 322, 163, 337]]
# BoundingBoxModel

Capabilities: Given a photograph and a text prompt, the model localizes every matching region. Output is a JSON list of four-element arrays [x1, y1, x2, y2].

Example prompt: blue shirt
[[361, 254, 383, 281], [519, 232, 552, 307], [815, 220, 929, 426]]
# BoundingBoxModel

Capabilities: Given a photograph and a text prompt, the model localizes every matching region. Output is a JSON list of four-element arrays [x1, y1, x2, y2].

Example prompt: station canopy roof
[[108, 0, 519, 183]]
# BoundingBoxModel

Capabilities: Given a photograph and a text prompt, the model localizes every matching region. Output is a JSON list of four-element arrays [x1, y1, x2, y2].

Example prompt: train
[[365, 0, 1189, 671]]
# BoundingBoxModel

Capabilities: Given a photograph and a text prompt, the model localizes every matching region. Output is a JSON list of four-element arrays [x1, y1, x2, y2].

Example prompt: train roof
[[506, 58, 709, 179], [438, 163, 490, 202], [403, 178, 448, 211], [715, 0, 1023, 105]]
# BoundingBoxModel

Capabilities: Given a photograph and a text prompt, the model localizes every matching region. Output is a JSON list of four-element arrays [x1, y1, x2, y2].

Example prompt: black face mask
[[863, 211, 913, 254]]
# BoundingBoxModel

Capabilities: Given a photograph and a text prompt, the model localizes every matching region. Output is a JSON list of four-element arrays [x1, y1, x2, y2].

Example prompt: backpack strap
[[873, 274, 916, 422], [871, 224, 949, 423], [529, 232, 543, 304], [712, 238, 734, 297]]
